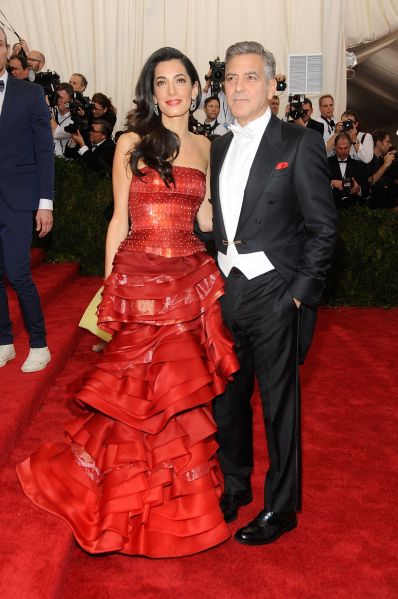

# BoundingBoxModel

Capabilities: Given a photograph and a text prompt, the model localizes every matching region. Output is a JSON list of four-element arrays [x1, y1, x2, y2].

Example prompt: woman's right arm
[[104, 133, 138, 279]]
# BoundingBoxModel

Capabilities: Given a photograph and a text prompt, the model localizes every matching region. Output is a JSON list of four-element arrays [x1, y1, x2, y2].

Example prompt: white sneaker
[[0, 344, 16, 368], [21, 347, 51, 373]]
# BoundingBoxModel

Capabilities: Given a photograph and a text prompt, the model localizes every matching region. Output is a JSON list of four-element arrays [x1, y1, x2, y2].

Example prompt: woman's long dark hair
[[126, 47, 201, 186]]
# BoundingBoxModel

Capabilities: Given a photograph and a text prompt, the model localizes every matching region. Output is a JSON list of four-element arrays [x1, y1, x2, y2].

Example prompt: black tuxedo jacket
[[210, 114, 337, 308], [65, 138, 115, 175], [0, 77, 54, 210], [306, 118, 324, 135], [81, 138, 115, 174], [328, 154, 368, 188]]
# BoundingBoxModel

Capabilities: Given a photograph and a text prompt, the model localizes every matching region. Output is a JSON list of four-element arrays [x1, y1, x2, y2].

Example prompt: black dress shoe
[[235, 510, 297, 545], [220, 488, 253, 523]]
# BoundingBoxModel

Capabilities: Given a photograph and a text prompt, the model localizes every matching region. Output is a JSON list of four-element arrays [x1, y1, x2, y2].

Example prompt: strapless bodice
[[119, 166, 207, 257]]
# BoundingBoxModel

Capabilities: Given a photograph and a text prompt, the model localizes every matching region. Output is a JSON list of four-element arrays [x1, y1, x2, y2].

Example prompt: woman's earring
[[190, 98, 196, 111], [154, 104, 159, 116]]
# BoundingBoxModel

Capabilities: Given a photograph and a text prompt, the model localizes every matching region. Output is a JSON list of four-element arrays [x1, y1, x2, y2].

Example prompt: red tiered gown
[[17, 166, 239, 558]]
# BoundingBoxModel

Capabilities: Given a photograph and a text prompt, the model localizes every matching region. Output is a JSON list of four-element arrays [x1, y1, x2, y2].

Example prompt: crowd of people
[[5, 38, 398, 210]]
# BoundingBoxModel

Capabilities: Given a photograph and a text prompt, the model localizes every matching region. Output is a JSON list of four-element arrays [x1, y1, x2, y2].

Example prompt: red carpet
[[0, 256, 397, 598]]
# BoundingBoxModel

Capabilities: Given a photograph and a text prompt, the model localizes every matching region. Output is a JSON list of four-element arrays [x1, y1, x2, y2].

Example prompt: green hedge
[[323, 207, 398, 306], [38, 159, 112, 275], [35, 160, 398, 306]]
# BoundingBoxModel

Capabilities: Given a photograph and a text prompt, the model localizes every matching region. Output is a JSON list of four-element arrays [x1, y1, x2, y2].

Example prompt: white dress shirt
[[53, 111, 72, 157], [0, 70, 7, 115], [315, 115, 335, 143], [78, 137, 106, 155], [203, 118, 226, 137], [218, 108, 275, 279], [349, 131, 373, 164], [0, 71, 52, 210]]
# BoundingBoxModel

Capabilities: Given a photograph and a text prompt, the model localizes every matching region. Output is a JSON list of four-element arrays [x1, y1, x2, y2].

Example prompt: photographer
[[11, 39, 29, 57], [65, 118, 115, 176], [91, 93, 117, 130], [328, 132, 369, 209], [200, 59, 233, 131], [27, 50, 45, 73], [285, 96, 323, 135], [270, 95, 280, 116], [334, 111, 373, 164], [69, 73, 88, 93], [8, 54, 30, 80], [315, 94, 336, 148], [196, 95, 226, 138], [368, 130, 398, 210], [50, 82, 73, 157]]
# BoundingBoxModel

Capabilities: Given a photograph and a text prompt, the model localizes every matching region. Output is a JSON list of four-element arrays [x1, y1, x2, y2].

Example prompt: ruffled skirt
[[17, 249, 238, 557]]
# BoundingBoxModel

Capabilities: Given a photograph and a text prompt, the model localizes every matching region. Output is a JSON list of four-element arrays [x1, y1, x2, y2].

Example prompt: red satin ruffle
[[17, 250, 238, 557]]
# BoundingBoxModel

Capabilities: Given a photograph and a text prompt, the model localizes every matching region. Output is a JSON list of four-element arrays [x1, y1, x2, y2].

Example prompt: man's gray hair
[[225, 41, 276, 81]]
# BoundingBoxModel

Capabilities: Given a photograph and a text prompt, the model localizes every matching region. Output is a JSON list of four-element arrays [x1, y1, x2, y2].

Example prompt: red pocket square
[[275, 162, 289, 170]]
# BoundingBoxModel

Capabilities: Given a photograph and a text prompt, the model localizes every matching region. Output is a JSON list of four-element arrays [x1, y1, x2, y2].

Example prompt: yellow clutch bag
[[79, 286, 112, 342]]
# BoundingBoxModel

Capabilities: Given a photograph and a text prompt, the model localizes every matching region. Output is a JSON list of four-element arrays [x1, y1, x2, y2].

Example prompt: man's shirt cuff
[[38, 199, 54, 210], [78, 146, 89, 155]]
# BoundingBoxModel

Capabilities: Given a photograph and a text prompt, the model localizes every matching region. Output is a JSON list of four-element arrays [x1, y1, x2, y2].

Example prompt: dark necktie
[[0, 80, 4, 92], [338, 160, 347, 163], [321, 115, 335, 134]]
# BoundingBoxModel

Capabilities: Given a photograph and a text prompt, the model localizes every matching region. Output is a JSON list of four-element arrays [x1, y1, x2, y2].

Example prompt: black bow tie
[[338, 160, 347, 163], [0, 80, 4, 92]]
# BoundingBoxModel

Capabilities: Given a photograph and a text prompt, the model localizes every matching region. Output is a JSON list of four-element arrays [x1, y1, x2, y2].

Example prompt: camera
[[288, 94, 305, 120], [342, 119, 354, 131], [189, 116, 218, 139], [64, 92, 94, 136], [33, 70, 60, 107], [342, 177, 352, 194], [276, 78, 287, 91], [206, 57, 225, 95]]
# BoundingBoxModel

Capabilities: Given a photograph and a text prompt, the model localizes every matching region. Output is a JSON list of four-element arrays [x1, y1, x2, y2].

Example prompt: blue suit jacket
[[0, 76, 54, 210]]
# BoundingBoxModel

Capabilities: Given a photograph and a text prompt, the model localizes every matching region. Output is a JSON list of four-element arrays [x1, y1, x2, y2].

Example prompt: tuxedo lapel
[[235, 115, 287, 235], [0, 76, 17, 132], [211, 131, 233, 242]]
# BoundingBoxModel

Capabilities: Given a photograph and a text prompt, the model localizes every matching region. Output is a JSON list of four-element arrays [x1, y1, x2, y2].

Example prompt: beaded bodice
[[119, 166, 207, 258]]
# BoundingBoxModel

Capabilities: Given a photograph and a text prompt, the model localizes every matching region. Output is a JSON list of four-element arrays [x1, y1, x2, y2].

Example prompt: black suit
[[211, 114, 337, 511], [328, 154, 369, 208], [306, 118, 324, 135], [0, 76, 54, 347], [65, 138, 115, 176]]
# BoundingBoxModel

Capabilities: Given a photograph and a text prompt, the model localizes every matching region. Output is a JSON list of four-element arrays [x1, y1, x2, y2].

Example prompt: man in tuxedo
[[65, 119, 116, 176], [328, 132, 369, 208], [211, 41, 337, 545], [0, 27, 54, 372], [296, 98, 324, 134]]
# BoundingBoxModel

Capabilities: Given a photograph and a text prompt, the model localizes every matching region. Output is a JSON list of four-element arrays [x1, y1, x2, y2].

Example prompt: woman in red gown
[[17, 47, 238, 557]]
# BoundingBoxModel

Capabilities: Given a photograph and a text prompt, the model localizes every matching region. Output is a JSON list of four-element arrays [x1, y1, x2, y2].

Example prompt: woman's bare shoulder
[[116, 131, 140, 152], [191, 132, 211, 152]]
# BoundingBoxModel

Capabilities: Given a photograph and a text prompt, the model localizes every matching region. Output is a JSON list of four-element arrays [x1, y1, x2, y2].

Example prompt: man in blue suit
[[0, 27, 54, 372]]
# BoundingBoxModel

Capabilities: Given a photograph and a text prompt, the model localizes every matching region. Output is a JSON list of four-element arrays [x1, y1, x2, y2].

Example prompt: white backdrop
[[1, 0, 398, 129]]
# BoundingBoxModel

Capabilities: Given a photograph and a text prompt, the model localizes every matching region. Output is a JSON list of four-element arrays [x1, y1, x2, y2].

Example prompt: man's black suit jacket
[[210, 113, 337, 309], [65, 138, 116, 175], [328, 154, 369, 207], [306, 118, 324, 135]]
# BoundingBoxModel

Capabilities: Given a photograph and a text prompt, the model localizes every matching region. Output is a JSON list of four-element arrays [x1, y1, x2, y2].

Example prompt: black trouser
[[213, 268, 301, 513]]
